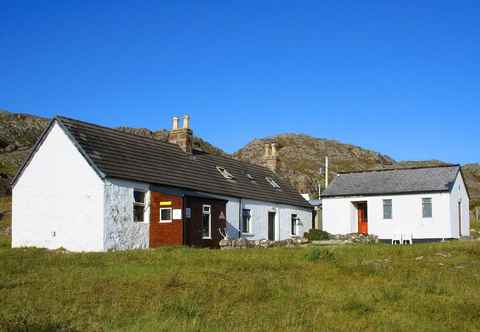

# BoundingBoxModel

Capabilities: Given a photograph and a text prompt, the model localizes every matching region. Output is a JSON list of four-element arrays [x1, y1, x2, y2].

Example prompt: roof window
[[266, 177, 281, 189], [216, 166, 235, 180]]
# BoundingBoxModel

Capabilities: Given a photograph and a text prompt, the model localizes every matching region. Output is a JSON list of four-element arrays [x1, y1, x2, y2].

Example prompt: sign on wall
[[173, 209, 182, 220], [160, 201, 172, 206]]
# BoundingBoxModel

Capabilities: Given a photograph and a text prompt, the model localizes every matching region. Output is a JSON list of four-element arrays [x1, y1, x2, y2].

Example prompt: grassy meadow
[[1, 197, 480, 331]]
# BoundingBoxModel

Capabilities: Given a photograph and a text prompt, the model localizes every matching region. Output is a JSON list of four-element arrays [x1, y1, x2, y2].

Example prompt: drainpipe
[[238, 198, 242, 239]]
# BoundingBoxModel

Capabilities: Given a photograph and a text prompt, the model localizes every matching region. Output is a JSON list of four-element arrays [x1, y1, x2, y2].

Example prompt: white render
[[322, 173, 470, 240], [12, 123, 105, 251], [225, 198, 312, 241]]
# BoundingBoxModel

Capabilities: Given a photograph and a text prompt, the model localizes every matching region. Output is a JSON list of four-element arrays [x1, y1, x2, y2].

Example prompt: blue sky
[[1, 1, 479, 164]]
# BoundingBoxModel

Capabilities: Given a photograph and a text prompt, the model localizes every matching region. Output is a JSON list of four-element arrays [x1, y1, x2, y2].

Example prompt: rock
[[415, 256, 424, 261]]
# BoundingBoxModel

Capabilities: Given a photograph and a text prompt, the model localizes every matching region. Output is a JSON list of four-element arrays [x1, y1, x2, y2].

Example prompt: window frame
[[133, 189, 147, 223], [291, 214, 298, 236], [265, 177, 281, 189], [159, 207, 173, 223], [383, 199, 393, 220], [216, 166, 235, 180], [422, 198, 433, 219], [242, 209, 252, 234], [202, 204, 212, 239]]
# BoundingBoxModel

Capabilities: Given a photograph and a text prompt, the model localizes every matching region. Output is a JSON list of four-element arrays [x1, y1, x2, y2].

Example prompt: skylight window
[[265, 177, 281, 189], [216, 166, 235, 180], [246, 173, 255, 181]]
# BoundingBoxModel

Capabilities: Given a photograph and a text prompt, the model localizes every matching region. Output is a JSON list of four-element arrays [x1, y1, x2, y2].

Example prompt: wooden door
[[357, 203, 368, 235], [268, 212, 276, 241]]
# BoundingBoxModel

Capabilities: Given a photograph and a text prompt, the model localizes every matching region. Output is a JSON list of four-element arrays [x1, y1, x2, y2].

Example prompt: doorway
[[268, 211, 276, 241], [356, 202, 368, 235]]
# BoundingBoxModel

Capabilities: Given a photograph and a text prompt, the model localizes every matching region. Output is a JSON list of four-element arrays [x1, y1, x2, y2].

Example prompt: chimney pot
[[271, 143, 278, 157], [172, 116, 179, 130], [264, 143, 271, 157], [183, 115, 190, 129]]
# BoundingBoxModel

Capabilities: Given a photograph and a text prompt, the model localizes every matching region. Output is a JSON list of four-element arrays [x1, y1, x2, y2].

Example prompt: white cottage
[[12, 115, 312, 252], [322, 166, 470, 241]]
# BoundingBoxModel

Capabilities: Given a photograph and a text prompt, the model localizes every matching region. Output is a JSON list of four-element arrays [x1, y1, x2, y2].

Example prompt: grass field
[[1, 241, 480, 332], [1, 197, 480, 331]]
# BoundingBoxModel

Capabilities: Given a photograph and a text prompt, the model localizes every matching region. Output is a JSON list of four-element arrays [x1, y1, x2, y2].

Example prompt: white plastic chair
[[402, 233, 413, 245], [392, 233, 402, 245]]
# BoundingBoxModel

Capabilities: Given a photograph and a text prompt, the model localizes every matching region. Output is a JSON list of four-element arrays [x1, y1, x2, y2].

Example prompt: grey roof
[[308, 199, 322, 207], [13, 116, 310, 208], [322, 165, 462, 198]]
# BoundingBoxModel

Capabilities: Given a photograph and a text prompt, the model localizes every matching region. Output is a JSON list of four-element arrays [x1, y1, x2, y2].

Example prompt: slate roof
[[322, 165, 462, 198], [14, 116, 310, 208]]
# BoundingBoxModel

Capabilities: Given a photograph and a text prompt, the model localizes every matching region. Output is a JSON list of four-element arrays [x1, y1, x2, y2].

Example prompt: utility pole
[[325, 156, 329, 189]]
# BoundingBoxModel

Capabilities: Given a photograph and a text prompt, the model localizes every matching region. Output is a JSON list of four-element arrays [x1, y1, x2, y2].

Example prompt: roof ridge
[[55, 115, 281, 178], [54, 115, 190, 150], [337, 164, 460, 175]]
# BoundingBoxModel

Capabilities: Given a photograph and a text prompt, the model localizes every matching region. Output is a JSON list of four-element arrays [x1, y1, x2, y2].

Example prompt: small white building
[[322, 166, 470, 241], [12, 115, 312, 252]]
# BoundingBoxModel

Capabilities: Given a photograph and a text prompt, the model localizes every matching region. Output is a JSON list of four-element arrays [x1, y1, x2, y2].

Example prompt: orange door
[[357, 203, 368, 235]]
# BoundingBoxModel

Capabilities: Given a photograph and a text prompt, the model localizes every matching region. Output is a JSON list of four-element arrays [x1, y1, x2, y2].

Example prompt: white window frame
[[242, 209, 252, 234], [202, 204, 212, 239], [133, 189, 147, 223], [159, 207, 173, 223], [383, 199, 393, 220], [216, 166, 235, 180], [265, 177, 281, 189], [422, 198, 433, 219]]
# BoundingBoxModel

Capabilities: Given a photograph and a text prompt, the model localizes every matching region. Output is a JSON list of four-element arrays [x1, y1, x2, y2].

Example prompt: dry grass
[[0, 241, 480, 331]]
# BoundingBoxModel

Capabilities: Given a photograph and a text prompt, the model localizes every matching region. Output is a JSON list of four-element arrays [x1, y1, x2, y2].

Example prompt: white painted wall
[[12, 122, 105, 251], [323, 181, 470, 240], [228, 198, 312, 241], [103, 178, 150, 250], [449, 173, 470, 238]]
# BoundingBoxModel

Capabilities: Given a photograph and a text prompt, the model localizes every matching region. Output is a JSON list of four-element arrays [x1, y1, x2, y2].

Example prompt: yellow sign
[[160, 201, 172, 206]]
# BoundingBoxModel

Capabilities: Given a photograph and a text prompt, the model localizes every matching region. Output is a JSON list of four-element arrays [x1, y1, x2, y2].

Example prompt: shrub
[[304, 229, 331, 241]]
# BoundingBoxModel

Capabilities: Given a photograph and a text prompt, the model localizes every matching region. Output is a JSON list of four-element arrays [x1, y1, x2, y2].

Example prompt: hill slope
[[234, 134, 480, 205]]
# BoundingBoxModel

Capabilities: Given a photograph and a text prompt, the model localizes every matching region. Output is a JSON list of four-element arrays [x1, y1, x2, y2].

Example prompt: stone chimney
[[168, 115, 193, 153], [264, 142, 278, 172]]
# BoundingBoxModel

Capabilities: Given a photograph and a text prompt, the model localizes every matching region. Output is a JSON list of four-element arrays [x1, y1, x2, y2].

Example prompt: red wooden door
[[357, 203, 368, 235]]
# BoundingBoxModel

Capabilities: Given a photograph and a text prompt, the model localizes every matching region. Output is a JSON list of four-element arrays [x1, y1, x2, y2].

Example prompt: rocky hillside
[[234, 134, 480, 206], [0, 110, 478, 208], [0, 110, 226, 195]]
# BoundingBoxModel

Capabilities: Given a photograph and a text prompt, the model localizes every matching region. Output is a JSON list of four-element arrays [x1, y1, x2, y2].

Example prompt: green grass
[[0, 196, 11, 248], [1, 242, 480, 332]]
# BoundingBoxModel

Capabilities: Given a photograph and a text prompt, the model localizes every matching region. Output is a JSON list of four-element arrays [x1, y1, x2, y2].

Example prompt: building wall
[[185, 196, 226, 247], [323, 191, 455, 239], [150, 191, 183, 247], [12, 122, 104, 252], [232, 198, 312, 241], [104, 178, 150, 250], [449, 173, 470, 238]]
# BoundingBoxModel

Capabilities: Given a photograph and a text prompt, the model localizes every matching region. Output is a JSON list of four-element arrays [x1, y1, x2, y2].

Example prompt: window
[[291, 214, 298, 235], [242, 209, 251, 233], [265, 177, 281, 189], [383, 199, 392, 220], [159, 208, 172, 223], [202, 205, 212, 239], [133, 190, 146, 222], [422, 198, 432, 218], [216, 166, 235, 180]]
